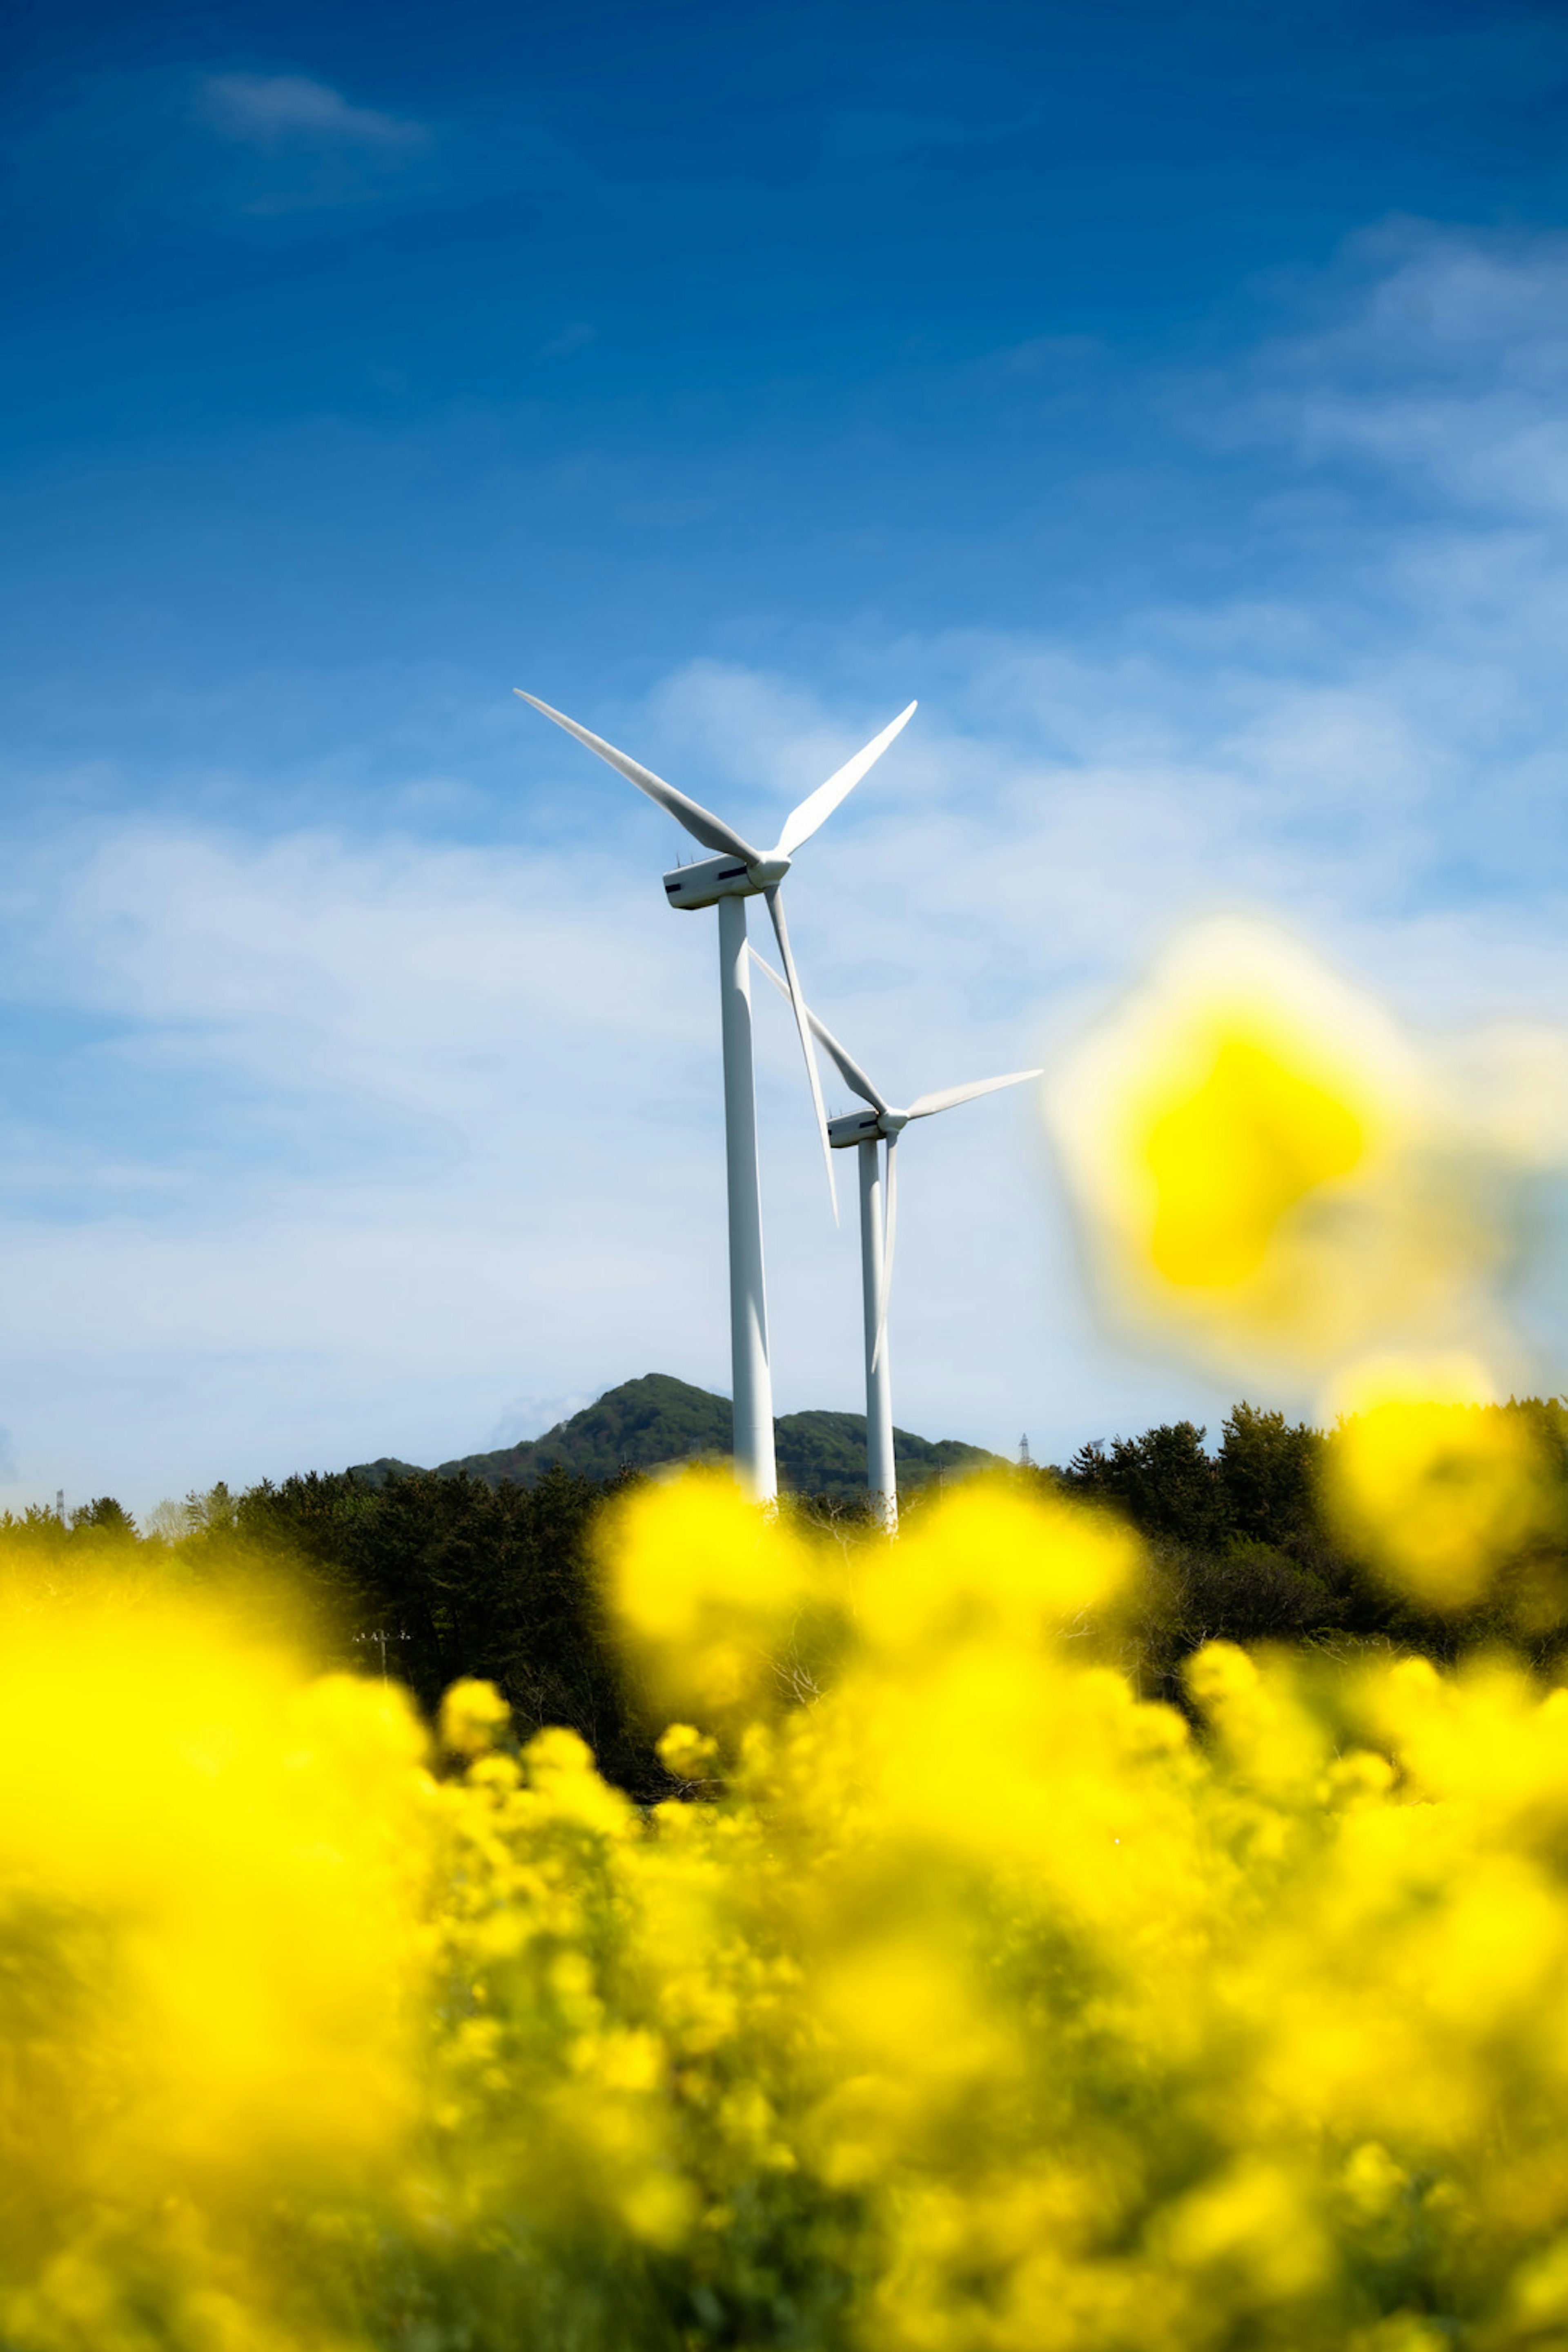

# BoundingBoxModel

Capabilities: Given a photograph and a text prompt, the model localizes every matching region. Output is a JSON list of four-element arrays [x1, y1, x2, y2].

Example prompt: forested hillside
[[351, 1372, 1003, 1495]]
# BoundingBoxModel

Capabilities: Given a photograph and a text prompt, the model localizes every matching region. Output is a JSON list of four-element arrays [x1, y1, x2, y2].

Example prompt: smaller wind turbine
[[752, 950, 1040, 1531]]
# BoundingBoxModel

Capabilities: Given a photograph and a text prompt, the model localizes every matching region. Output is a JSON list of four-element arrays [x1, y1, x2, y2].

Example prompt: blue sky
[[5, 0, 1568, 1510]]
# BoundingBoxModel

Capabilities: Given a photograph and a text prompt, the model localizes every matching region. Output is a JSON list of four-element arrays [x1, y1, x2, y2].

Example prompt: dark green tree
[[1217, 1404, 1323, 1543], [69, 1497, 139, 1543], [1061, 1420, 1229, 1547]]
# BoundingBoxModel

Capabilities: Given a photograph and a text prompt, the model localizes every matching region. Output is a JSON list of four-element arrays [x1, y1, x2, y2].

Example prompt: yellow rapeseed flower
[[1047, 917, 1500, 1380], [1323, 1361, 1562, 1608]]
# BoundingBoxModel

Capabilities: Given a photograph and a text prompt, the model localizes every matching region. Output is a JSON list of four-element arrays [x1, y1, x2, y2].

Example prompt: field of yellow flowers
[[5, 1470, 1568, 2352], [9, 917, 1568, 2352]]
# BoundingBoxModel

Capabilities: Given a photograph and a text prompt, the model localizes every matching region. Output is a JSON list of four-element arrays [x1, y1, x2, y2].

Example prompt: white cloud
[[45, 826, 699, 1128], [1228, 221, 1568, 520], [200, 73, 428, 154]]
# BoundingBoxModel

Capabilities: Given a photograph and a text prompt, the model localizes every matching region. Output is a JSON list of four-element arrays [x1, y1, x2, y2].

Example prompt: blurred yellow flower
[[1145, 1036, 1364, 1285], [440, 1675, 512, 1755], [1325, 1385, 1560, 1608], [854, 1477, 1139, 1656], [597, 1467, 821, 1718], [1047, 917, 1503, 1381]]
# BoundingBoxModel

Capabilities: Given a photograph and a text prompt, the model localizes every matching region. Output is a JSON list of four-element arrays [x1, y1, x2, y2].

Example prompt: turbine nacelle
[[827, 1107, 910, 1148], [663, 850, 792, 909]]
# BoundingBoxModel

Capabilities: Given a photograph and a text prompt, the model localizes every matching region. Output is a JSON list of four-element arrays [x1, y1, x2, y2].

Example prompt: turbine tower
[[753, 950, 1040, 1530], [516, 688, 917, 1501]]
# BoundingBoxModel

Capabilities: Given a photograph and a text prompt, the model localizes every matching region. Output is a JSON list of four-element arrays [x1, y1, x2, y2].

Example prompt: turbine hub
[[746, 854, 791, 887]]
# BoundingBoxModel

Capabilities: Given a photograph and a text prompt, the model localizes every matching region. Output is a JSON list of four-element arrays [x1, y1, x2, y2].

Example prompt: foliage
[[0, 1496, 140, 1551], [1054, 1396, 1568, 1681]]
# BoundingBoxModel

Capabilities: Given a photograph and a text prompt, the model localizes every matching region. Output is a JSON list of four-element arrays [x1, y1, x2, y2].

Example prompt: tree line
[[8, 1397, 1568, 1792], [1049, 1396, 1568, 1693]]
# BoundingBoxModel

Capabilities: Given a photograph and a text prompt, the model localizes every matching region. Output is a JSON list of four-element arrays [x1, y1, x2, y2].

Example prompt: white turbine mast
[[751, 948, 1040, 1532], [516, 688, 917, 1502]]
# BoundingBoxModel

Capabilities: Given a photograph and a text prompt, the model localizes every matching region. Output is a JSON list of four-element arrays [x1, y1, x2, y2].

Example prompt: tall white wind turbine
[[753, 950, 1040, 1531], [516, 688, 917, 1501]]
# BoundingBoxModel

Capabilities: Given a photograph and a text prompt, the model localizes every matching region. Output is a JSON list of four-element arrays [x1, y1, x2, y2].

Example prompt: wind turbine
[[516, 688, 917, 1502], [752, 950, 1040, 1531]]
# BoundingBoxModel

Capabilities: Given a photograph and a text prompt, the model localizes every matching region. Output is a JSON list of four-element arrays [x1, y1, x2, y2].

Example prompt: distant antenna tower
[[1018, 1435, 1033, 1469], [55, 1488, 65, 1522]]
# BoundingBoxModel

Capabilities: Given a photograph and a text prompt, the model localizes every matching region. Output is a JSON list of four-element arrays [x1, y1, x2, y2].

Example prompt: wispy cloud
[[200, 73, 429, 154], [194, 72, 430, 212], [1223, 221, 1568, 520]]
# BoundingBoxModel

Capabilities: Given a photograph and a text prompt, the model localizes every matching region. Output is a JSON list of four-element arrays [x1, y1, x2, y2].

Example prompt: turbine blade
[[872, 1131, 898, 1374], [515, 690, 761, 862], [905, 1067, 1044, 1120], [773, 700, 917, 859], [747, 946, 889, 1114], [764, 888, 838, 1222]]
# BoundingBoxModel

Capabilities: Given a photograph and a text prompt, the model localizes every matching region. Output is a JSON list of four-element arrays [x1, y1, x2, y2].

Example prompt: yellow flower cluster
[[1045, 915, 1554, 1399], [0, 1575, 430, 2352], [8, 1478, 1568, 2352], [1047, 915, 1568, 1615]]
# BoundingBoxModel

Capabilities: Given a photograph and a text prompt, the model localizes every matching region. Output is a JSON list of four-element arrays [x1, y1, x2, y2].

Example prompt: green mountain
[[349, 1372, 1004, 1498], [772, 1408, 1001, 1496]]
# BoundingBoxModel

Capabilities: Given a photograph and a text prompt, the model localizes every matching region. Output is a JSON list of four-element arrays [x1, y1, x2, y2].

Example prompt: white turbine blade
[[763, 888, 838, 1222], [773, 700, 917, 859], [746, 945, 889, 1114], [905, 1067, 1044, 1120], [871, 1131, 898, 1374], [515, 690, 761, 862]]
